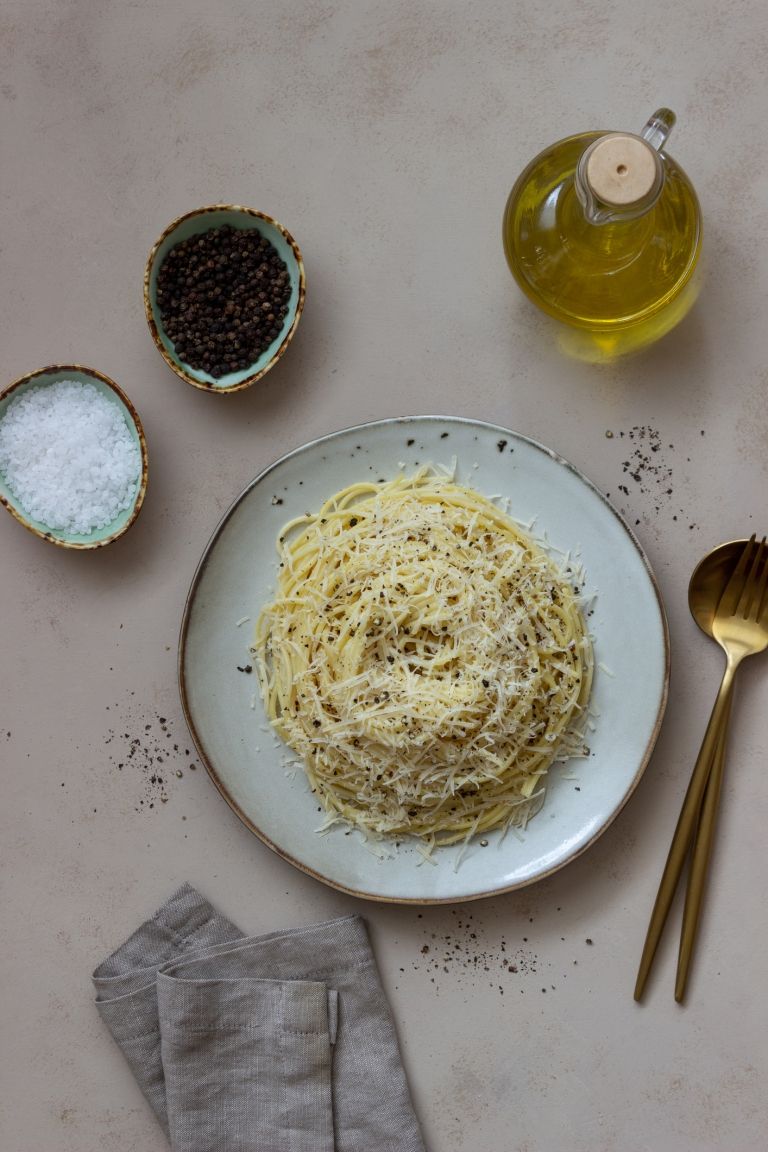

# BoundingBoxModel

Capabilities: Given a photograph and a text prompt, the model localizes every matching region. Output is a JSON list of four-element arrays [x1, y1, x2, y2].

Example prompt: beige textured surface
[[2, 3, 768, 1150]]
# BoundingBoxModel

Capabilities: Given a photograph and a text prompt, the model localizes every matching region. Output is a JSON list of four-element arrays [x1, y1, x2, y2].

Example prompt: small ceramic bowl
[[0, 364, 148, 549], [144, 204, 306, 394]]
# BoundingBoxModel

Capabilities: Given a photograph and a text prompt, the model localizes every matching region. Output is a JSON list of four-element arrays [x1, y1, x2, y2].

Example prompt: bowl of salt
[[0, 364, 148, 549]]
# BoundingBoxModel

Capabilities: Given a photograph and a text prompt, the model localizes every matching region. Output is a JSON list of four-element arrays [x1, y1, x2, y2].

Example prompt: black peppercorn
[[156, 224, 292, 378]]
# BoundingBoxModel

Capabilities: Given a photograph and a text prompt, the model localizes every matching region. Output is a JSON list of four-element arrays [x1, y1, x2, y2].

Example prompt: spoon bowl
[[688, 539, 749, 639]]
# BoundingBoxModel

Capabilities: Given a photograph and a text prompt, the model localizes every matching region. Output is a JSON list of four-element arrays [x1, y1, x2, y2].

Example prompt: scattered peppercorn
[[156, 225, 292, 378]]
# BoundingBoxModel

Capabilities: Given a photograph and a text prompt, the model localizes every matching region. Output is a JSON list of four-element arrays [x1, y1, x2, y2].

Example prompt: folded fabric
[[93, 883, 425, 1152]]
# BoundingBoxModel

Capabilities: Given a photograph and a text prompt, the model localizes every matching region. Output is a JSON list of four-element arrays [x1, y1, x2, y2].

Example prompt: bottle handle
[[640, 108, 676, 153]]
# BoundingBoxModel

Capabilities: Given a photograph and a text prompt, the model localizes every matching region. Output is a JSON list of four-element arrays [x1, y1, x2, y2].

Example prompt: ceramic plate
[[179, 416, 668, 903]]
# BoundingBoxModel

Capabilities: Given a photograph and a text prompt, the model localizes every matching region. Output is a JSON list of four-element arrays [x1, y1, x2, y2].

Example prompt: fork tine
[[719, 534, 755, 617], [749, 539, 768, 622], [736, 536, 765, 618]]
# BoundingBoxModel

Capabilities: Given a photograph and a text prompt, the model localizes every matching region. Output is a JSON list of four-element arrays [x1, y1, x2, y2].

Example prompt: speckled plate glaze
[[179, 416, 669, 903]]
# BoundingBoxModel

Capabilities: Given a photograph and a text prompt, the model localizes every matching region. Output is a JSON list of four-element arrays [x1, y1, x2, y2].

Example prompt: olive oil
[[503, 111, 702, 361]]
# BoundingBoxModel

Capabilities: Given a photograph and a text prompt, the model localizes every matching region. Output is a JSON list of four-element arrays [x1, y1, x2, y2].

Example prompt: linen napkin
[[93, 883, 425, 1152]]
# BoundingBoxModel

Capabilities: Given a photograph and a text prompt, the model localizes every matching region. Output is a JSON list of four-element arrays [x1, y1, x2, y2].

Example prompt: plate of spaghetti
[[179, 416, 668, 902]]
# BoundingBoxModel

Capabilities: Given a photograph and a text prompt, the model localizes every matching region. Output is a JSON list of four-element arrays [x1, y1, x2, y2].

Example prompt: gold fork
[[635, 535, 768, 1001]]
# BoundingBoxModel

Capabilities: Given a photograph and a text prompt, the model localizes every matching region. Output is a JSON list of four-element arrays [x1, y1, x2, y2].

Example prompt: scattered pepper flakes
[[603, 424, 701, 531], [104, 702, 191, 812], [409, 910, 545, 996]]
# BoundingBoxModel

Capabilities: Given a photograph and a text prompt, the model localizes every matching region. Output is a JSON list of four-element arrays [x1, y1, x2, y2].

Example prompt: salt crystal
[[0, 380, 141, 534]]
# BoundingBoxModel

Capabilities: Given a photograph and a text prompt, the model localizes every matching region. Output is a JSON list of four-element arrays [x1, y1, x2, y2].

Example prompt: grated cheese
[[254, 468, 593, 848]]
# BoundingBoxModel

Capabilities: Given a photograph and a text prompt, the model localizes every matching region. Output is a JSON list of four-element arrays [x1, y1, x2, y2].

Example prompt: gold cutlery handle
[[674, 694, 732, 1002], [634, 660, 737, 1001]]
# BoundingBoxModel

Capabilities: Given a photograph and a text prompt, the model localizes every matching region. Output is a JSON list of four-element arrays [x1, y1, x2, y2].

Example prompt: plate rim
[[178, 414, 670, 904]]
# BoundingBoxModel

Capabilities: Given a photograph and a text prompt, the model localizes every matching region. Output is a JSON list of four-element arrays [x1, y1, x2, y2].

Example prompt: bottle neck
[[573, 109, 675, 225], [574, 137, 664, 225]]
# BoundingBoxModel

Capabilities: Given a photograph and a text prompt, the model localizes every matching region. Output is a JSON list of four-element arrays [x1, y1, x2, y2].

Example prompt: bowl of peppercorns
[[144, 205, 305, 394]]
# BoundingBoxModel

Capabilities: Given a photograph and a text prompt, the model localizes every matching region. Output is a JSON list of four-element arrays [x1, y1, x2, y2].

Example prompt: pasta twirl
[[254, 469, 593, 847]]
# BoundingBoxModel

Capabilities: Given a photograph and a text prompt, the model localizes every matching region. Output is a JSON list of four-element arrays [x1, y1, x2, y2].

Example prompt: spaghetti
[[253, 468, 593, 847]]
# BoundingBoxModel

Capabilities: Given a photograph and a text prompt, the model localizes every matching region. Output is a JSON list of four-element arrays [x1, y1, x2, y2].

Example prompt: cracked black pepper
[[156, 225, 292, 378]]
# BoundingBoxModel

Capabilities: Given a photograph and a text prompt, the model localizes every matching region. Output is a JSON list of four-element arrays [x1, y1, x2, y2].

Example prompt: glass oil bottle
[[503, 109, 702, 362]]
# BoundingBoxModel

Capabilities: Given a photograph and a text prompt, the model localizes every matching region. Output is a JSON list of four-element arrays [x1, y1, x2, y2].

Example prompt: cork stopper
[[585, 134, 660, 207]]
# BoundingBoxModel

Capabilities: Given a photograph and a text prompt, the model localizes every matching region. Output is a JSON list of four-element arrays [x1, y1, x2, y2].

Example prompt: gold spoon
[[635, 535, 768, 1001], [674, 543, 742, 1001]]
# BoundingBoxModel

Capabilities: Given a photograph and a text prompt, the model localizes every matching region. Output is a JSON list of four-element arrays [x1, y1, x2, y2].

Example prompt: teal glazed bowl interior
[[0, 365, 148, 549], [144, 205, 306, 394]]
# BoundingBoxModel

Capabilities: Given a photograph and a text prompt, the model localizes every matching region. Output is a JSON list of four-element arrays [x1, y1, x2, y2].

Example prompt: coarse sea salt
[[0, 379, 141, 534]]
